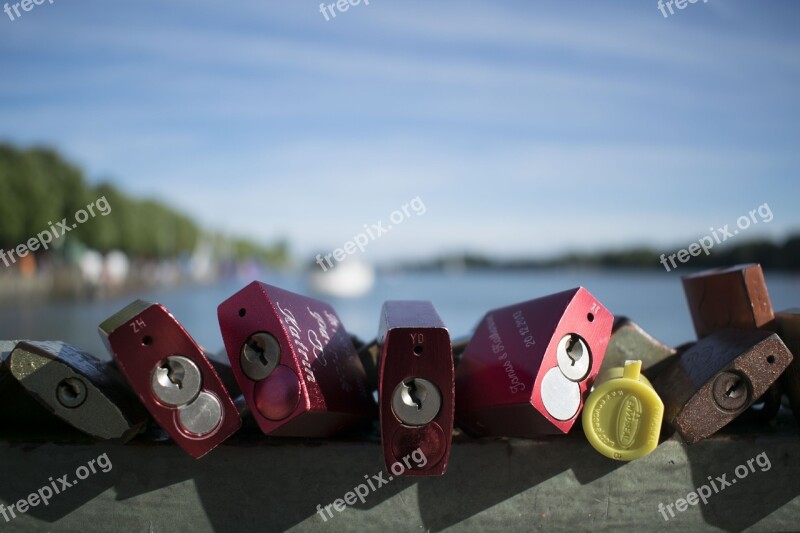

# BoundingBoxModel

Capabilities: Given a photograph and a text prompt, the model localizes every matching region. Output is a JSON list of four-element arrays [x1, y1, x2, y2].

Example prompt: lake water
[[3, 269, 800, 361]]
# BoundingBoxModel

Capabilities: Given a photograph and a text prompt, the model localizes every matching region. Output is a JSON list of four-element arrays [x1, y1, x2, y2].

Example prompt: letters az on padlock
[[455, 287, 613, 437], [217, 282, 375, 437], [100, 300, 241, 458], [7, 340, 147, 442], [377, 301, 454, 476]]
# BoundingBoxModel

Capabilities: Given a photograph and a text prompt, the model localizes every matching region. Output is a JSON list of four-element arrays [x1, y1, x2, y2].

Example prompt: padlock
[[6, 340, 148, 442], [99, 300, 241, 458], [455, 287, 613, 437], [602, 317, 676, 374], [682, 263, 783, 423], [217, 281, 375, 437], [582, 360, 664, 461], [377, 301, 454, 476], [775, 309, 800, 425], [652, 329, 792, 444], [0, 340, 16, 390], [682, 264, 775, 339], [1, 340, 76, 430]]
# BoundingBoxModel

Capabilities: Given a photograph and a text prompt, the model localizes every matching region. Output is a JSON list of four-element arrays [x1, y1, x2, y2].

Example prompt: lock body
[[0, 340, 14, 390], [217, 282, 375, 437], [7, 340, 147, 442], [582, 360, 664, 461], [603, 317, 676, 375], [377, 301, 454, 476], [455, 287, 613, 437], [682, 264, 775, 338], [776, 309, 800, 425], [682, 263, 783, 422], [100, 300, 241, 458], [652, 329, 792, 444]]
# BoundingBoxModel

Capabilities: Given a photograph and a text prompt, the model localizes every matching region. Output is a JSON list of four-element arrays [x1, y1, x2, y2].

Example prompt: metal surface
[[151, 355, 203, 407], [217, 281, 375, 437], [100, 300, 241, 459], [539, 367, 581, 421], [377, 300, 454, 477], [711, 371, 751, 413], [555, 333, 591, 381], [455, 287, 613, 437], [253, 365, 301, 420], [178, 391, 223, 436], [0, 340, 17, 390], [6, 341, 147, 442], [682, 264, 775, 339], [240, 332, 280, 381], [602, 316, 677, 373], [653, 329, 792, 444], [391, 377, 442, 426], [56, 377, 88, 408], [356, 338, 380, 392], [775, 309, 800, 426]]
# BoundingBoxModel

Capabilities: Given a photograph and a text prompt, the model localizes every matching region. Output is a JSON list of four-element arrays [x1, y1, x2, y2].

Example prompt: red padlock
[[455, 287, 612, 436], [217, 282, 375, 437], [99, 300, 241, 459], [377, 301, 454, 477]]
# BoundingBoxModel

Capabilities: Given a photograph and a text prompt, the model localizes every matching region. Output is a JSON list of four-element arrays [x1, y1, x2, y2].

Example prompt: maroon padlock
[[456, 287, 613, 437], [377, 301, 454, 476], [100, 300, 241, 458], [217, 282, 375, 437]]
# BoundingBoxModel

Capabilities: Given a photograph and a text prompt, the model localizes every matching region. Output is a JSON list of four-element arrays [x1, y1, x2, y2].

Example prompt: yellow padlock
[[582, 360, 663, 461]]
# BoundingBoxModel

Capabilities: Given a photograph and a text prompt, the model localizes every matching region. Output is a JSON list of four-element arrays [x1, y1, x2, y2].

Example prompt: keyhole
[[725, 379, 743, 399], [401, 379, 426, 410], [59, 381, 81, 401], [566, 335, 584, 366], [246, 338, 269, 367], [158, 361, 185, 390]]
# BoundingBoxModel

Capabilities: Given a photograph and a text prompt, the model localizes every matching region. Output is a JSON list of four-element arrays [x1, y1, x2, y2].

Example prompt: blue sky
[[1, 0, 799, 263]]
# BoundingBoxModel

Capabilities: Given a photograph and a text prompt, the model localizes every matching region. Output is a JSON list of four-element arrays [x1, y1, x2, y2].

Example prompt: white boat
[[308, 257, 375, 299]]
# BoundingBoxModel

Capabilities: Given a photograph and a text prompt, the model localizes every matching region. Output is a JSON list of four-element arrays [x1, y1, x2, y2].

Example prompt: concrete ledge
[[1, 418, 798, 532]]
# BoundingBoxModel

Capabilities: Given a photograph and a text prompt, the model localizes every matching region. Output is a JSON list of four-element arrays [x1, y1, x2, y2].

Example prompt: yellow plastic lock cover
[[582, 360, 664, 461]]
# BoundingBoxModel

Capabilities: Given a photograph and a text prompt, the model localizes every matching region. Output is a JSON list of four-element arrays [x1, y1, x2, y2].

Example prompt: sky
[[1, 0, 799, 263]]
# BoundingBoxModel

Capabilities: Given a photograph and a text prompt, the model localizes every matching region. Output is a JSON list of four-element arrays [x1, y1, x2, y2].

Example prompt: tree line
[[0, 144, 287, 264]]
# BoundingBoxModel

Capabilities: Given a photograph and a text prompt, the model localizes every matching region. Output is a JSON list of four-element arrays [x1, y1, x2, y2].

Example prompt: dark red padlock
[[456, 287, 612, 437], [217, 281, 375, 437], [682, 264, 775, 338], [377, 301, 454, 477], [99, 300, 241, 459]]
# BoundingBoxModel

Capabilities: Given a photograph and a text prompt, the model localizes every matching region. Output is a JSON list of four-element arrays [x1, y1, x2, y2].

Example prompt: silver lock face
[[151, 355, 202, 407], [540, 367, 581, 421], [556, 333, 592, 382], [178, 391, 222, 436], [240, 332, 281, 381], [56, 377, 88, 408], [391, 377, 442, 426]]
